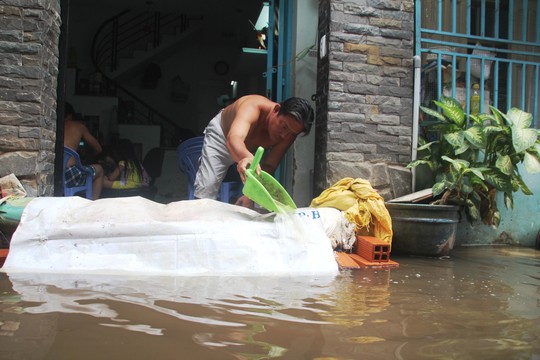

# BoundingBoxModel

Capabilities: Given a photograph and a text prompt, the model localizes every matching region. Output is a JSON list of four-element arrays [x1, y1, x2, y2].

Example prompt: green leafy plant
[[408, 96, 540, 227]]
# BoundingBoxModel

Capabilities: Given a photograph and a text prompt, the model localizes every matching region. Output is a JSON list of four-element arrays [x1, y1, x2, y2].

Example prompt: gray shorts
[[193, 112, 236, 199]]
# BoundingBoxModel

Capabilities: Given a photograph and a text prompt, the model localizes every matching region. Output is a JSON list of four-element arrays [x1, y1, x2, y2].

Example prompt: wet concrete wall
[[457, 167, 540, 247]]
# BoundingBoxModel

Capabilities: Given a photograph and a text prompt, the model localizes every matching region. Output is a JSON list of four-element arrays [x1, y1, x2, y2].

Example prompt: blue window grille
[[414, 0, 540, 128]]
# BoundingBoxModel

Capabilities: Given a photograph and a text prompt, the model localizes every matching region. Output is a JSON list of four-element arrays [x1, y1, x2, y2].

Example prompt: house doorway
[[56, 0, 299, 200]]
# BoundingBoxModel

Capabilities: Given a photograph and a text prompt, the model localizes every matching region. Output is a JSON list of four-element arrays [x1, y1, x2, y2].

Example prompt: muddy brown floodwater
[[1, 246, 539, 359]]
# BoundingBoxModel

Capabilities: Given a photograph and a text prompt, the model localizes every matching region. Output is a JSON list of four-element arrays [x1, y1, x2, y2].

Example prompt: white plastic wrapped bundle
[[2, 197, 338, 276], [294, 207, 356, 250]]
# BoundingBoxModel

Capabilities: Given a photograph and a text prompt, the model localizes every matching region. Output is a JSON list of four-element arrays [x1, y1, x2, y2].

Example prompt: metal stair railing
[[92, 10, 197, 73], [91, 9, 200, 147]]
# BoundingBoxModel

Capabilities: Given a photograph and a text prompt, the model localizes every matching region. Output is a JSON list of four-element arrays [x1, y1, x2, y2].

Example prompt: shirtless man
[[63, 102, 104, 200], [193, 95, 314, 208]]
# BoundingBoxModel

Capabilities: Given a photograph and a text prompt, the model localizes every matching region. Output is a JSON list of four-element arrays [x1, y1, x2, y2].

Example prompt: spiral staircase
[[89, 9, 204, 147]]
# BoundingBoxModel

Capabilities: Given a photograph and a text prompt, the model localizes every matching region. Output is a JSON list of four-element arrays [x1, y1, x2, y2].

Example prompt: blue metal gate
[[264, 0, 296, 186], [414, 0, 540, 127]]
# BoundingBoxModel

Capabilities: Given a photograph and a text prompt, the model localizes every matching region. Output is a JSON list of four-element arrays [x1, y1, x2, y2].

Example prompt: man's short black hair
[[279, 97, 314, 135]]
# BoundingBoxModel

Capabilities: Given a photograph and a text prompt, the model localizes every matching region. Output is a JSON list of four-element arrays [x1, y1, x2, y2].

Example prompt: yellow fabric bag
[[310, 178, 393, 244]]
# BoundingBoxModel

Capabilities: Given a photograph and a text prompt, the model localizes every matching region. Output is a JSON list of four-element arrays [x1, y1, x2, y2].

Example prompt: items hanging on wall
[[214, 61, 229, 76]]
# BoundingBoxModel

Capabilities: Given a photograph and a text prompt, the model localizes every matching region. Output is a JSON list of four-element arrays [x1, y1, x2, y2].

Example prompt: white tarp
[[2, 196, 338, 276]]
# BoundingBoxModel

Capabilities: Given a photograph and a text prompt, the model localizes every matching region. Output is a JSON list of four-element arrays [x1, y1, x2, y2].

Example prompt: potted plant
[[387, 96, 540, 256]]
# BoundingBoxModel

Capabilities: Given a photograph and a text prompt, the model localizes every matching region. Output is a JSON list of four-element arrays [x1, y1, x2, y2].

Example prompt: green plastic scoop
[[242, 147, 297, 213]]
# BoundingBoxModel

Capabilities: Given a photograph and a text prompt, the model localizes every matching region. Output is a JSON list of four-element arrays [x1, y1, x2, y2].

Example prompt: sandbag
[[2, 197, 338, 276]]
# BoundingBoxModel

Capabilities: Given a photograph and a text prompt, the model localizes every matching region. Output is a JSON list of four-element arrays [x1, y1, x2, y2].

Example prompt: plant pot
[[385, 202, 461, 257]]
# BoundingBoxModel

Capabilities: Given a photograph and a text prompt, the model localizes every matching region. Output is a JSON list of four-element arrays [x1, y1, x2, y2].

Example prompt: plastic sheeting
[[2, 197, 338, 276]]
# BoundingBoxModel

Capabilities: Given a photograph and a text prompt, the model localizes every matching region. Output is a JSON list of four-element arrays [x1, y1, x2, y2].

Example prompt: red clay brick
[[355, 235, 391, 262]]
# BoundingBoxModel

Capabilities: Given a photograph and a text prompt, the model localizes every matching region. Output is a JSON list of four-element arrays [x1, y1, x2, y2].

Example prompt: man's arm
[[261, 137, 295, 174], [107, 162, 122, 181], [81, 124, 102, 154], [226, 104, 261, 181], [226, 107, 259, 162]]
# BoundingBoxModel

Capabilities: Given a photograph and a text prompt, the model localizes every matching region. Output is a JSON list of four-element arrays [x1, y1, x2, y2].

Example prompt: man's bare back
[[62, 102, 104, 200], [64, 119, 102, 167], [221, 95, 277, 152]]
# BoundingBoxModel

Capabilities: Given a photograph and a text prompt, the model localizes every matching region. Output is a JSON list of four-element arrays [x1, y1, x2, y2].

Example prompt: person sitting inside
[[103, 138, 149, 190], [63, 102, 104, 200]]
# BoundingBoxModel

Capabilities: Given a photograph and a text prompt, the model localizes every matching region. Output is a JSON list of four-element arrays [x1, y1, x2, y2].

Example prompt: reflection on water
[[1, 246, 539, 359]]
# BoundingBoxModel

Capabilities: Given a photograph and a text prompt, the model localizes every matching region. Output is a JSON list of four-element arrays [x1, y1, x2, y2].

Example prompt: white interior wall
[[120, 45, 242, 135], [292, 0, 318, 207]]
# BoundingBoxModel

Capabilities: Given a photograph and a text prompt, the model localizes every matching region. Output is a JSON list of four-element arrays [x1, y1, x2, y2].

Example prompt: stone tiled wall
[[0, 0, 61, 196], [1, 0, 415, 200], [315, 0, 414, 200]]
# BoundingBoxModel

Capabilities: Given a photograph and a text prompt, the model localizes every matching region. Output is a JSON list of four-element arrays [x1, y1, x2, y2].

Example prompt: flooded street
[[1, 246, 539, 359]]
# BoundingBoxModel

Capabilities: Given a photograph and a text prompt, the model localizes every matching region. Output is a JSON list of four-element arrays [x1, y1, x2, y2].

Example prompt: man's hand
[[236, 156, 260, 183], [235, 195, 254, 209]]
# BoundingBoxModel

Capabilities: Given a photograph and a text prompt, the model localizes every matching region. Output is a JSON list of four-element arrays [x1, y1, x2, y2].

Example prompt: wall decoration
[[214, 61, 229, 76]]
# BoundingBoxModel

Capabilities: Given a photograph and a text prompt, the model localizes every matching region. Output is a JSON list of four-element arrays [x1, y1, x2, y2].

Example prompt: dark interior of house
[[61, 0, 271, 201]]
